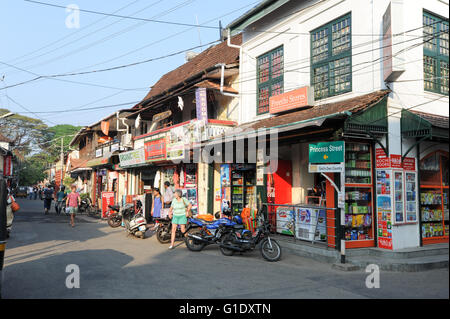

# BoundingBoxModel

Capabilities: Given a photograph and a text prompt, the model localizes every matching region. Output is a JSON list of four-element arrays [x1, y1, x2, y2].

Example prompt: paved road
[[2, 198, 449, 299]]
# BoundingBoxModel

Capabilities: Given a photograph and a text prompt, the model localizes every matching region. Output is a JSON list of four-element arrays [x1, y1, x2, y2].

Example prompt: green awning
[[401, 109, 449, 140], [344, 95, 388, 135]]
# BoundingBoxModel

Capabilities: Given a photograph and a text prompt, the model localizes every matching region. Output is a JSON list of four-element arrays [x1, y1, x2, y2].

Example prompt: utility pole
[[60, 136, 64, 189]]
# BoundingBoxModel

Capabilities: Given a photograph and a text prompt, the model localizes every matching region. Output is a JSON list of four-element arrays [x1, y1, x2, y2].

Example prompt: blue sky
[[0, 0, 259, 126]]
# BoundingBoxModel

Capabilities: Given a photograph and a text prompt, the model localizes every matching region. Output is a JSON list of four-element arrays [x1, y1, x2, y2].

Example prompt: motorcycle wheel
[[184, 228, 206, 252], [219, 233, 235, 256], [107, 216, 122, 228], [260, 238, 282, 262], [156, 227, 171, 244]]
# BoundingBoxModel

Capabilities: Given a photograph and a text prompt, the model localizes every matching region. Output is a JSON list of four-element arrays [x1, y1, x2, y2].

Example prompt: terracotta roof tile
[[410, 110, 449, 129], [243, 90, 390, 130], [194, 80, 238, 94], [137, 34, 242, 105]]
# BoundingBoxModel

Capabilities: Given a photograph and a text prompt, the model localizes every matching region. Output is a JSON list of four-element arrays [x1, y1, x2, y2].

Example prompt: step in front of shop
[[345, 254, 449, 272], [274, 236, 340, 264], [345, 243, 449, 260]]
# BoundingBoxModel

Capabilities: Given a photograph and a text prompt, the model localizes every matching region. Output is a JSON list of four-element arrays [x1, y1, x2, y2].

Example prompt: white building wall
[[236, 0, 448, 126]]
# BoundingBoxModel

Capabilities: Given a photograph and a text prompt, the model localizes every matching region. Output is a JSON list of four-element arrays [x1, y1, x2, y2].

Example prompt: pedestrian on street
[[168, 189, 191, 250], [162, 181, 173, 218], [66, 185, 81, 228], [38, 186, 43, 200], [27, 186, 33, 200], [150, 187, 162, 230], [43, 184, 54, 215], [55, 186, 66, 215], [33, 185, 38, 200]]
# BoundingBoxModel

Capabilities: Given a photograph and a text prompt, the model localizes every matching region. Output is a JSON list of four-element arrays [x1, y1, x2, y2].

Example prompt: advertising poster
[[405, 172, 418, 222], [101, 191, 116, 219], [376, 169, 393, 249], [220, 164, 231, 211], [144, 138, 167, 162]]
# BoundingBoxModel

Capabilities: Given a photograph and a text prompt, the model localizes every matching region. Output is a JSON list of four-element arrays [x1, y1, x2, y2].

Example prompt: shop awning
[[344, 94, 388, 135], [401, 109, 449, 140], [86, 157, 112, 168]]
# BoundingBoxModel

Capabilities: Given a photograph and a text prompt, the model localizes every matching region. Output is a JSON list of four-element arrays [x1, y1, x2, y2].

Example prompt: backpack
[[44, 188, 53, 199]]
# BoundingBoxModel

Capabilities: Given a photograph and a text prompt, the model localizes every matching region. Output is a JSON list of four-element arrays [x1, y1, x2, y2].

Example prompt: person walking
[[55, 186, 66, 215], [66, 185, 81, 227], [27, 186, 33, 200], [33, 185, 38, 200], [43, 184, 54, 215], [168, 189, 192, 250], [162, 181, 174, 218]]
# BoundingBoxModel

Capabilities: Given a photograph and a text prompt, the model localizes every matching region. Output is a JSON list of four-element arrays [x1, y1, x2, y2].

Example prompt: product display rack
[[344, 142, 375, 248], [420, 151, 449, 245], [230, 164, 257, 215]]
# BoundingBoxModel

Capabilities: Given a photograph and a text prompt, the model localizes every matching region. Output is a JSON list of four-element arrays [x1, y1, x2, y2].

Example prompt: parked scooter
[[219, 207, 282, 262], [118, 200, 147, 239], [184, 206, 249, 251]]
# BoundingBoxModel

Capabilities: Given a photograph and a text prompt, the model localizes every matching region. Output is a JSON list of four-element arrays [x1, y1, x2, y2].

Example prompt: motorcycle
[[154, 217, 187, 244], [106, 204, 122, 228], [184, 206, 249, 251], [121, 200, 147, 239], [78, 197, 95, 215], [219, 208, 282, 262]]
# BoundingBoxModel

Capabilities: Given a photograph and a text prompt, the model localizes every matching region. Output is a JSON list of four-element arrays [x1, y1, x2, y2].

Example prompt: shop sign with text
[[145, 138, 166, 162], [269, 86, 314, 114], [101, 191, 115, 218], [119, 148, 145, 168], [309, 141, 345, 164]]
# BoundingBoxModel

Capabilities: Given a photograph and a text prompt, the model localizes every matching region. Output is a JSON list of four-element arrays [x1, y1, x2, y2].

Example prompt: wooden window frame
[[310, 13, 352, 101], [256, 45, 284, 115]]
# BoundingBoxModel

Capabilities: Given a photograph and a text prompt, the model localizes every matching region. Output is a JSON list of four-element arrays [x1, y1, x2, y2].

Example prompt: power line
[[0, 0, 142, 70], [4, 0, 195, 76]]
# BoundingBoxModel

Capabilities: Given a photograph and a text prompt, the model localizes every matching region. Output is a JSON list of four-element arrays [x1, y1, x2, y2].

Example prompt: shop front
[[401, 109, 449, 246]]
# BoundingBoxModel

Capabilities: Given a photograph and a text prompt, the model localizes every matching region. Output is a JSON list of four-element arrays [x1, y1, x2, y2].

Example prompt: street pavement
[[2, 198, 449, 299]]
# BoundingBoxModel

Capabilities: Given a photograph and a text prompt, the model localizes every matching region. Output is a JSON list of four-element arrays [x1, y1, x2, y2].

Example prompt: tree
[[0, 108, 51, 160]]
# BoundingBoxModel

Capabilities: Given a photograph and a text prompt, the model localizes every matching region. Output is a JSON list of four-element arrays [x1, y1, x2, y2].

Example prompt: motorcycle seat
[[233, 224, 245, 229], [108, 205, 120, 211], [192, 218, 215, 225]]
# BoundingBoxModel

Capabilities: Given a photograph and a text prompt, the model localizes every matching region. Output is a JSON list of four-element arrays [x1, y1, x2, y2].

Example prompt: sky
[[0, 0, 260, 127]]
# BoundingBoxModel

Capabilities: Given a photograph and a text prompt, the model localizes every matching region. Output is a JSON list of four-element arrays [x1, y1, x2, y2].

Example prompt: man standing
[[33, 185, 38, 200], [43, 184, 54, 215], [162, 181, 174, 218]]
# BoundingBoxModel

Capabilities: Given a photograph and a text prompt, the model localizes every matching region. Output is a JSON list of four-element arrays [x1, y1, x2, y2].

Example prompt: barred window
[[257, 46, 284, 115], [423, 12, 449, 95], [311, 13, 352, 100]]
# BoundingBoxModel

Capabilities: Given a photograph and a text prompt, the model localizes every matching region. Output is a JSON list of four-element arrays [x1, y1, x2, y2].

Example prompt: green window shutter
[[423, 11, 449, 95], [257, 46, 284, 115], [311, 13, 352, 101]]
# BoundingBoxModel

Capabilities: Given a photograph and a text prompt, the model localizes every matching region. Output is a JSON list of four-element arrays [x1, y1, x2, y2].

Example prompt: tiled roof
[[137, 34, 242, 105], [68, 158, 89, 171], [410, 110, 449, 129], [242, 90, 390, 130], [0, 133, 11, 143], [194, 80, 238, 94]]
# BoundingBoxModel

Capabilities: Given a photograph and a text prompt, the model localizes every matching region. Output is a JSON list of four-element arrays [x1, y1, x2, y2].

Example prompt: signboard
[[195, 88, 208, 121], [119, 148, 145, 168], [167, 142, 185, 161], [3, 155, 12, 176], [145, 138, 167, 162], [383, 3, 393, 82], [309, 163, 345, 173], [269, 86, 314, 114], [110, 143, 119, 153], [101, 121, 110, 136], [101, 191, 115, 219], [376, 147, 416, 171], [309, 141, 345, 164], [390, 154, 402, 169], [95, 148, 103, 158], [402, 157, 416, 171], [153, 110, 172, 122]]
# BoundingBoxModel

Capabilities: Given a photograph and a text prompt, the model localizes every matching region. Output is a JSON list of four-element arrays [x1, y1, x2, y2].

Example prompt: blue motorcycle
[[184, 207, 251, 251]]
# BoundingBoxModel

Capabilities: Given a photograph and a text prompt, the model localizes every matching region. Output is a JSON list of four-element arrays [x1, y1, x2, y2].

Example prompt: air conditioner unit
[[121, 134, 133, 148]]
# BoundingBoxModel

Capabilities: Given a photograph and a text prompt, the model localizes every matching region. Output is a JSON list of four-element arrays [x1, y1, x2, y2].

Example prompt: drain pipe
[[116, 111, 129, 134], [217, 63, 239, 98], [227, 28, 244, 123]]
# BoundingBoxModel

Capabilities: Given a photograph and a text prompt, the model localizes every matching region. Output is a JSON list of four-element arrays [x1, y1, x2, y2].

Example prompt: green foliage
[[63, 176, 76, 189], [17, 154, 47, 186]]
